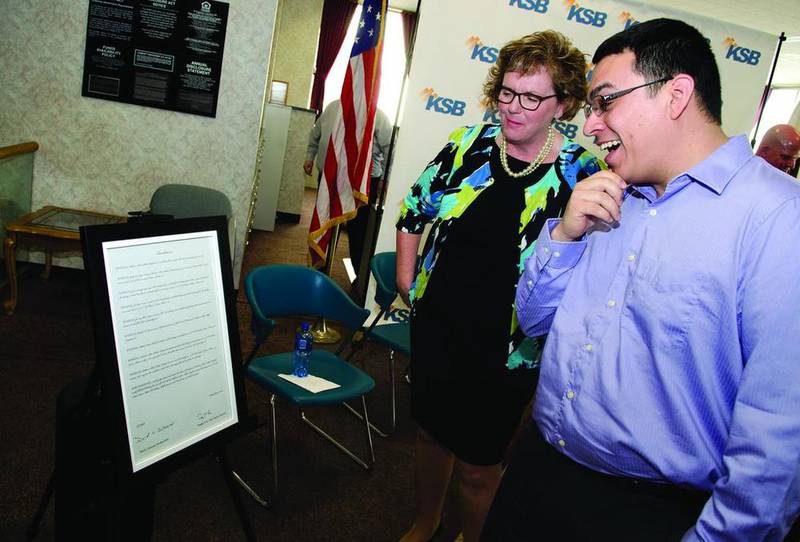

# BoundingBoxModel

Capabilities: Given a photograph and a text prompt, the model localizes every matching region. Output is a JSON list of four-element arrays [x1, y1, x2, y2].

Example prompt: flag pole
[[307, 0, 386, 344], [310, 224, 342, 344]]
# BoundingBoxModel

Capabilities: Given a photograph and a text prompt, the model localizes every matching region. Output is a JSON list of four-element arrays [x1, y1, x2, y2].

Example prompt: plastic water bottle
[[292, 322, 313, 377]]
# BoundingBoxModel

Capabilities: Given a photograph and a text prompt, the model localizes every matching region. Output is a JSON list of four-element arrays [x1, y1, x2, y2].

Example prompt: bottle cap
[[301, 322, 311, 331]]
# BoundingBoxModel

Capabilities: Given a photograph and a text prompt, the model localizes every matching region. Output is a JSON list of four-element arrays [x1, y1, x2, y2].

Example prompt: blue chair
[[239, 264, 376, 504], [346, 251, 410, 437]]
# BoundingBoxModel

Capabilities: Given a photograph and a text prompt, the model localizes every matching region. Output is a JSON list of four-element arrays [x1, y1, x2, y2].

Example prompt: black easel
[[751, 32, 787, 147], [26, 368, 256, 542], [26, 473, 56, 541], [29, 216, 256, 541], [26, 365, 102, 541], [216, 448, 258, 542]]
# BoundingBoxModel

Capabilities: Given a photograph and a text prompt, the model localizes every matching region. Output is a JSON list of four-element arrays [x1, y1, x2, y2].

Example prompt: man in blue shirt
[[482, 18, 800, 542]]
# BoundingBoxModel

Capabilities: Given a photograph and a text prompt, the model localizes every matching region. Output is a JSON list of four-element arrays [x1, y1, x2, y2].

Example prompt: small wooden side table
[[3, 206, 125, 314]]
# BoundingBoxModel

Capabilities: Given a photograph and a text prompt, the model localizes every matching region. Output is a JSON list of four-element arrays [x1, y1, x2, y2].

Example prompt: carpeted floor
[[0, 189, 462, 541]]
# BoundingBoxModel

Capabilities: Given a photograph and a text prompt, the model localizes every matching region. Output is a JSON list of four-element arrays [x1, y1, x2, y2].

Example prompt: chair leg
[[300, 398, 374, 470], [388, 351, 397, 432], [231, 471, 270, 508], [269, 393, 279, 496], [343, 350, 398, 437], [361, 396, 376, 464], [231, 393, 278, 508]]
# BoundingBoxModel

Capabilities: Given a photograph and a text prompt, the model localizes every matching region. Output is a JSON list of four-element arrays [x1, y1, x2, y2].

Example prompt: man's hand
[[552, 171, 628, 242], [303, 160, 314, 176]]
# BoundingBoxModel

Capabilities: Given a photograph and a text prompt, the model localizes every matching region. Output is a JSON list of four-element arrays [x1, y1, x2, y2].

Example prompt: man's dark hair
[[592, 18, 722, 125]]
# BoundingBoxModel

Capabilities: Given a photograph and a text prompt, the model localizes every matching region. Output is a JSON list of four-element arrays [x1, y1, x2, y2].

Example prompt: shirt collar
[[624, 135, 752, 202], [682, 135, 753, 195]]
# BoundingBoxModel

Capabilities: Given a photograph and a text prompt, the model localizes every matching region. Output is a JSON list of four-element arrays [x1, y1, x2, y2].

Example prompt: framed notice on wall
[[81, 216, 247, 476], [81, 0, 229, 118], [269, 80, 288, 105]]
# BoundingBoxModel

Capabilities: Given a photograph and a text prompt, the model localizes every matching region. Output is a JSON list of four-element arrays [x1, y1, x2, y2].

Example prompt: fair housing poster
[[82, 0, 229, 117], [102, 230, 238, 472]]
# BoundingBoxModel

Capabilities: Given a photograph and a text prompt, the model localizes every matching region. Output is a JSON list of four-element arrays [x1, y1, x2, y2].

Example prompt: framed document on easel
[[81, 216, 248, 477], [24, 216, 254, 541]]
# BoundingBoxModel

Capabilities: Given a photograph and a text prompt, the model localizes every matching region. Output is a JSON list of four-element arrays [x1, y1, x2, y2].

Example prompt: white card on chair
[[278, 374, 341, 393]]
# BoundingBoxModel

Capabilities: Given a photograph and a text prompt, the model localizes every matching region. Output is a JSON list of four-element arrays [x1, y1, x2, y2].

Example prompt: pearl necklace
[[498, 124, 555, 178]]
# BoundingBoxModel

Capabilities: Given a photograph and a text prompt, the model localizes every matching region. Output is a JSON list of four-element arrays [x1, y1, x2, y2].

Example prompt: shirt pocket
[[624, 256, 704, 353]]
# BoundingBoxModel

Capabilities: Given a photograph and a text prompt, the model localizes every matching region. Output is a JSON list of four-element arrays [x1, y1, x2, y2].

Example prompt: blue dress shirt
[[516, 136, 800, 541]]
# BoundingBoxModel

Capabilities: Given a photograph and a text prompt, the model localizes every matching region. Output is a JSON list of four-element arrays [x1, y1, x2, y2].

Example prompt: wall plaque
[[82, 0, 229, 117]]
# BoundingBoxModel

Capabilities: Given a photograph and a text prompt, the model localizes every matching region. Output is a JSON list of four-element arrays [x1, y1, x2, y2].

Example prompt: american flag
[[308, 0, 386, 268]]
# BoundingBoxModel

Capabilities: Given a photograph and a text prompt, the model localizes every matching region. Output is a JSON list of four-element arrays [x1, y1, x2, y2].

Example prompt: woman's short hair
[[483, 30, 588, 121]]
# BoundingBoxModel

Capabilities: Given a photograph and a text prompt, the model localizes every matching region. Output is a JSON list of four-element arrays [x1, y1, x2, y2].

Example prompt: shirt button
[[585, 343, 593, 352], [553, 251, 561, 258], [649, 208, 657, 217], [607, 299, 616, 308], [627, 254, 636, 262], [566, 390, 575, 399], [543, 247, 550, 253], [558, 439, 566, 447], [527, 280, 533, 287]]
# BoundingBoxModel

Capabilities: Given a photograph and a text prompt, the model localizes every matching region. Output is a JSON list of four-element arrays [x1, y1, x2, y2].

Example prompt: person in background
[[755, 123, 800, 174], [395, 31, 604, 542], [482, 18, 800, 541], [304, 99, 392, 280]]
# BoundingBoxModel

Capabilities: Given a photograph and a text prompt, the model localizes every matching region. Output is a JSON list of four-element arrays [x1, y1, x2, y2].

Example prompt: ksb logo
[[553, 121, 578, 139], [467, 36, 498, 64], [508, 0, 549, 14], [619, 11, 639, 30], [566, 2, 607, 27], [421, 88, 466, 116], [723, 37, 760, 66], [483, 109, 500, 123], [383, 306, 410, 323]]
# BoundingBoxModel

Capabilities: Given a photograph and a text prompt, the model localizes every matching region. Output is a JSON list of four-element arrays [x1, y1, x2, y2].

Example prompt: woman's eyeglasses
[[583, 77, 671, 119], [497, 87, 557, 112]]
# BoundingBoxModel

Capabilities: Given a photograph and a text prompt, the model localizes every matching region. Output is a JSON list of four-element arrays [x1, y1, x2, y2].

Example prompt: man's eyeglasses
[[497, 87, 557, 112], [583, 77, 671, 119]]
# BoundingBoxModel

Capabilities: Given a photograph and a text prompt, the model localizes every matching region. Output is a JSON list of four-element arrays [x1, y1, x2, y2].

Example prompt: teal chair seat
[[367, 323, 410, 356], [247, 350, 375, 407]]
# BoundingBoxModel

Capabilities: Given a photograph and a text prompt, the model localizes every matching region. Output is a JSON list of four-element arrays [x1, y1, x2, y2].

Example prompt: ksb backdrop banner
[[374, 0, 779, 269]]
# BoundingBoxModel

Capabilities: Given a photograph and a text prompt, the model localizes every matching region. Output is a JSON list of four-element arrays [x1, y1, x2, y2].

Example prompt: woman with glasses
[[395, 31, 604, 542]]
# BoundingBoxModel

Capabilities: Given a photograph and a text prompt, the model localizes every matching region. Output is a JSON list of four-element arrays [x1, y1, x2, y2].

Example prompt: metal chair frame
[[234, 265, 375, 507], [345, 252, 410, 437]]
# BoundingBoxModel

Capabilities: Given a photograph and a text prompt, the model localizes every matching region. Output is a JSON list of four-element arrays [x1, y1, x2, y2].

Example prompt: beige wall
[[277, 108, 317, 215], [271, 0, 323, 108], [0, 0, 278, 283]]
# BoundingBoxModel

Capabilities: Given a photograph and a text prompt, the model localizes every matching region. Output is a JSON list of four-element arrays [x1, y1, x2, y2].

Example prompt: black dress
[[410, 143, 547, 466]]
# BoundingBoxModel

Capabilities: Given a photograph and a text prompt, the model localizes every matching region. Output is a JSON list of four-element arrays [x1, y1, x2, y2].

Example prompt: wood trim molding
[[0, 142, 39, 160]]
